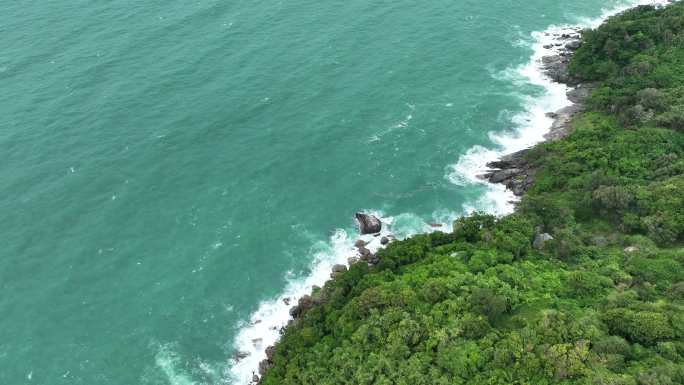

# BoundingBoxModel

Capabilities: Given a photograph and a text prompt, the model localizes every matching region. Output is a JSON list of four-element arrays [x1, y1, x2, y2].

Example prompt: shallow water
[[0, 1, 665, 384]]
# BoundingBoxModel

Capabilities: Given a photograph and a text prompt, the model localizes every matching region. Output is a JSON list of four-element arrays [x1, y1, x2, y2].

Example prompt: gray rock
[[252, 374, 259, 384], [358, 246, 371, 257], [355, 213, 382, 234], [533, 233, 554, 250], [354, 239, 366, 248], [258, 360, 272, 375], [565, 40, 582, 50], [348, 256, 360, 265], [265, 346, 275, 361], [298, 295, 313, 309], [332, 264, 347, 273], [380, 236, 389, 245], [488, 168, 522, 183]]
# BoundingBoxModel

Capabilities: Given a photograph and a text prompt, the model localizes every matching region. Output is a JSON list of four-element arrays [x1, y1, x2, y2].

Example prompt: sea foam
[[228, 1, 671, 384]]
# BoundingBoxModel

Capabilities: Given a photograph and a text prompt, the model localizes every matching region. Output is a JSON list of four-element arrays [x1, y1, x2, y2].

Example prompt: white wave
[[446, 0, 671, 216]]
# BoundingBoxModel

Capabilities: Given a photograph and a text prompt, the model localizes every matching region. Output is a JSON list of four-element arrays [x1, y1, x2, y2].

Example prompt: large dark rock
[[380, 236, 389, 245], [355, 213, 382, 234]]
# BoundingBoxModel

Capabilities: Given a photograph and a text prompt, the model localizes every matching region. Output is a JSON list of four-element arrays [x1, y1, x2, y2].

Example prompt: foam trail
[[228, 1, 671, 384], [447, 0, 671, 216]]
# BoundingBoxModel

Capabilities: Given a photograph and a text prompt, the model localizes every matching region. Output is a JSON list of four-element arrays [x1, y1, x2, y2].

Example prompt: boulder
[[533, 233, 554, 250], [258, 360, 272, 375], [332, 264, 347, 273], [289, 305, 300, 318], [368, 254, 380, 265], [355, 213, 382, 234], [624, 246, 639, 253], [565, 40, 582, 50], [252, 374, 259, 384], [354, 239, 366, 248], [298, 295, 313, 309], [380, 236, 389, 245], [358, 246, 371, 257], [347, 256, 360, 265], [265, 346, 275, 361]]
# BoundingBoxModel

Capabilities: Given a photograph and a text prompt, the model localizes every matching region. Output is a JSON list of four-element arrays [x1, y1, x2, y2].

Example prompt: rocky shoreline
[[248, 30, 593, 385], [481, 28, 594, 197]]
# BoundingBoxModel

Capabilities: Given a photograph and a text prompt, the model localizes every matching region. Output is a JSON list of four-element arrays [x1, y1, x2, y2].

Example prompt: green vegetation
[[261, 4, 684, 384]]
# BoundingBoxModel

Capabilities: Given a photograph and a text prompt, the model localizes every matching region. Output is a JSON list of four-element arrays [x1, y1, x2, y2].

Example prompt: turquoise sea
[[0, 1, 660, 384]]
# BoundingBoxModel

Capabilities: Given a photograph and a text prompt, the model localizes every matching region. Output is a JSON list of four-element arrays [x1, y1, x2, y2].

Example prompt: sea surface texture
[[0, 1, 661, 384]]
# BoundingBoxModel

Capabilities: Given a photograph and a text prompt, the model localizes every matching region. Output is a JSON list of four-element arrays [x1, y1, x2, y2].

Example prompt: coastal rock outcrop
[[355, 213, 382, 234], [481, 149, 535, 197]]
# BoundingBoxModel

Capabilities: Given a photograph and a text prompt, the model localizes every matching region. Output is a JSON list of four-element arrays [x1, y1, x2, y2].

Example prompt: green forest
[[260, 3, 684, 384]]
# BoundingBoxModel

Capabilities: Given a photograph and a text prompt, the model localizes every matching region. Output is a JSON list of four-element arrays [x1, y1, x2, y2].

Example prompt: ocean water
[[0, 1, 667, 384]]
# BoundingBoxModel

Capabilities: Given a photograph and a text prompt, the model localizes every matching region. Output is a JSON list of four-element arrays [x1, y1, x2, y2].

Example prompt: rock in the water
[[354, 239, 366, 248], [283, 297, 290, 305], [355, 213, 382, 234], [252, 374, 259, 384], [289, 305, 300, 318], [358, 246, 371, 257], [533, 233, 554, 250], [347, 256, 359, 265], [380, 236, 389, 245], [232, 350, 250, 362]]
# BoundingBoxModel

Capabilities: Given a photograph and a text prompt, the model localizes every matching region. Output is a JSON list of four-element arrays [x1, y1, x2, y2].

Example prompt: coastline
[[231, 1, 674, 384]]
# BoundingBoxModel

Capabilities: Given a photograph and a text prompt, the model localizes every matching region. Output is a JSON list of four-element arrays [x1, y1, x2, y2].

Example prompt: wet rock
[[533, 233, 554, 250], [358, 246, 371, 257], [289, 305, 300, 318], [380, 236, 389, 245], [252, 374, 259, 384], [354, 239, 366, 248], [543, 44, 553, 49], [348, 256, 360, 265], [252, 338, 262, 346], [282, 297, 290, 306], [232, 350, 250, 362], [488, 168, 522, 184], [355, 213, 382, 234], [428, 223, 443, 228]]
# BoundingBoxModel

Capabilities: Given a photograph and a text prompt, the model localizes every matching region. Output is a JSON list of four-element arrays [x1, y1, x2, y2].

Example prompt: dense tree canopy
[[261, 3, 684, 384]]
